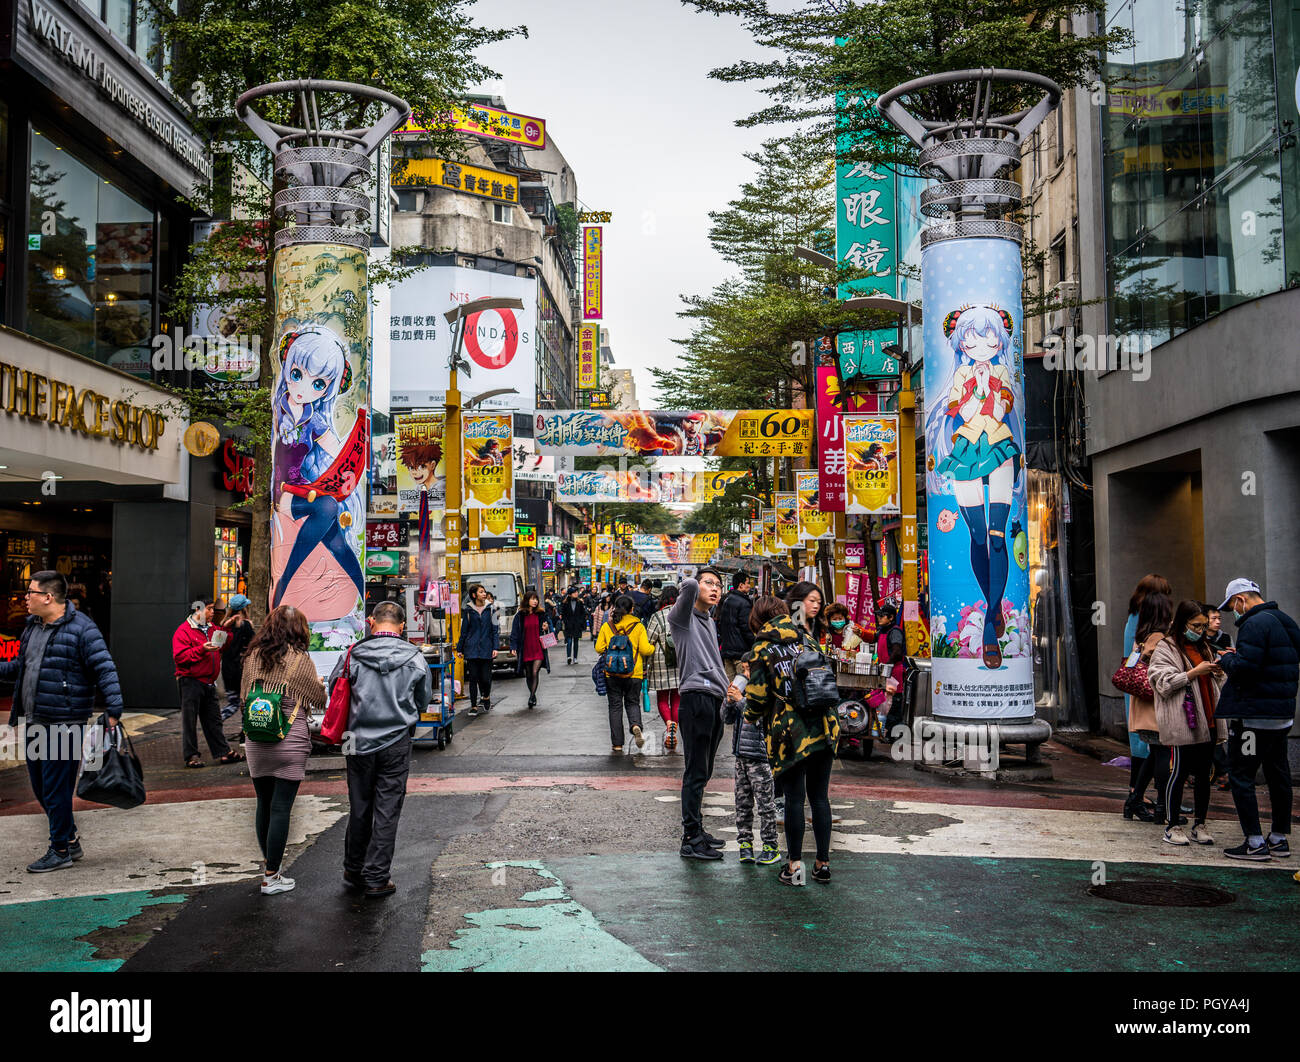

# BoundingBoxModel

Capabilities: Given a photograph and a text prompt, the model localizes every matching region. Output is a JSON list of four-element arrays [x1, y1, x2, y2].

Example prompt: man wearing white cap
[[1215, 578, 1299, 861]]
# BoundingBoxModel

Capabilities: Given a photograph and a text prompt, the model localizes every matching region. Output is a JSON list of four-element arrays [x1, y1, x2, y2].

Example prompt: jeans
[[1166, 742, 1213, 827], [606, 675, 643, 746], [178, 677, 231, 762], [780, 747, 834, 863], [345, 734, 413, 888], [679, 690, 724, 840], [1228, 721, 1293, 838], [566, 634, 581, 661], [464, 657, 493, 707], [252, 776, 300, 873], [25, 718, 84, 849]]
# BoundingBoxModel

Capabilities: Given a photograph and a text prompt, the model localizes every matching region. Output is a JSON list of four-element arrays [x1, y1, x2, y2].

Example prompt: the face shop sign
[[24, 0, 209, 179]]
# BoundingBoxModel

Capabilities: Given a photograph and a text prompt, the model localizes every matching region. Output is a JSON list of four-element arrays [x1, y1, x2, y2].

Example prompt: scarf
[[1184, 645, 1217, 729]]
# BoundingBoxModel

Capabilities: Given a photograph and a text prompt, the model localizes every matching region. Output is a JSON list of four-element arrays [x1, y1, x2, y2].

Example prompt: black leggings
[[252, 776, 300, 874], [1133, 742, 1171, 806], [524, 660, 543, 699], [1167, 743, 1214, 827], [781, 747, 834, 864], [465, 657, 493, 706]]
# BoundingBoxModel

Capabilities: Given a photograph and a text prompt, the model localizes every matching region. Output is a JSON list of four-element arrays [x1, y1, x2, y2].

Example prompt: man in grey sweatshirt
[[669, 569, 729, 860], [329, 600, 432, 897]]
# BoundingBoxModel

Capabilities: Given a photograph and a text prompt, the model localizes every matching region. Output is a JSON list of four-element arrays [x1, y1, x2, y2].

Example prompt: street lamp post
[[442, 298, 524, 657]]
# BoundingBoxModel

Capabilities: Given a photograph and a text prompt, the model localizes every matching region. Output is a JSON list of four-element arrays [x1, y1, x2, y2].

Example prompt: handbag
[[540, 631, 559, 650], [1181, 687, 1199, 730], [320, 644, 354, 746], [1111, 655, 1153, 700], [243, 679, 298, 743], [77, 715, 146, 810]]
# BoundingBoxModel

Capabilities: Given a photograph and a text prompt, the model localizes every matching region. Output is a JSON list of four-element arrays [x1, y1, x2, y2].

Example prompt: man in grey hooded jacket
[[328, 601, 432, 897]]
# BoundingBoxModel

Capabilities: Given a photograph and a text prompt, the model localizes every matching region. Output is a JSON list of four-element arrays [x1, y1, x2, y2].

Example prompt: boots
[[1123, 795, 1154, 821]]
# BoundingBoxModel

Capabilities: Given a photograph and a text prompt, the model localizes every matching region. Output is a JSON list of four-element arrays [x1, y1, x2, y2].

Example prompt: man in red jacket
[[173, 599, 242, 768]]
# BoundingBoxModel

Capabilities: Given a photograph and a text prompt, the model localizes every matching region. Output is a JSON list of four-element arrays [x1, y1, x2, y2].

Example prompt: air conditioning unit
[[1048, 280, 1080, 335]]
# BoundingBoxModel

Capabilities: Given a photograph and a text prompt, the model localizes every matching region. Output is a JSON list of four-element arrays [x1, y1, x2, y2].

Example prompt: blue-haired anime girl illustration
[[271, 325, 365, 613], [924, 304, 1023, 670]]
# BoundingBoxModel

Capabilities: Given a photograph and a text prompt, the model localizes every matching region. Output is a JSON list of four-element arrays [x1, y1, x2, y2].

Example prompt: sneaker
[[1189, 824, 1214, 846], [778, 862, 805, 886], [1224, 840, 1272, 862], [631, 725, 645, 748], [702, 832, 726, 848], [738, 840, 755, 863], [1267, 836, 1291, 858], [27, 847, 73, 873], [757, 844, 782, 865], [260, 872, 296, 895], [68, 837, 83, 862], [466, 706, 479, 718], [1163, 826, 1191, 846], [680, 836, 723, 861], [612, 745, 624, 754], [811, 862, 831, 884], [481, 700, 491, 713]]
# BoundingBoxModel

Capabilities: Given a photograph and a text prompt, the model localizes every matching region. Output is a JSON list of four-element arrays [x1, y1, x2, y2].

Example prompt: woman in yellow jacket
[[596, 594, 656, 753]]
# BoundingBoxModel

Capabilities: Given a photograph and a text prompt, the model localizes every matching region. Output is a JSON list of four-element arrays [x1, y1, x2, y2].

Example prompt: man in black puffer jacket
[[0, 570, 123, 874], [717, 574, 754, 681], [1215, 579, 1299, 862]]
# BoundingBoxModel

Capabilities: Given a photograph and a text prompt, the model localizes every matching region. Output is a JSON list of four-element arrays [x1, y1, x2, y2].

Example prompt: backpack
[[243, 680, 298, 743], [791, 646, 840, 719], [603, 622, 638, 678]]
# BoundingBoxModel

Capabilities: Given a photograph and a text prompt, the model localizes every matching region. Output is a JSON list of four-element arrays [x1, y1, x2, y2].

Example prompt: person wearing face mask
[[822, 603, 856, 650], [1147, 600, 1228, 847], [1214, 579, 1299, 861]]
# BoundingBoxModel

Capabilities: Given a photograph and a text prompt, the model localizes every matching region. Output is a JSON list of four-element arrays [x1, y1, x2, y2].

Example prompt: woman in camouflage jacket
[[742, 582, 839, 885]]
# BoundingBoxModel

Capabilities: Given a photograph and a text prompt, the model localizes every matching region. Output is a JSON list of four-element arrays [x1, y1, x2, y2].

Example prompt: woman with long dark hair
[[742, 581, 838, 885], [1126, 592, 1177, 823], [1148, 600, 1226, 846], [510, 590, 552, 709], [457, 582, 498, 717], [240, 605, 327, 895], [1122, 574, 1172, 818], [644, 585, 681, 750]]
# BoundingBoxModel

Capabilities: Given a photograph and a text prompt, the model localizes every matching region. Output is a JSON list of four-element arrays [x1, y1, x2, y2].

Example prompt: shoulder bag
[[243, 679, 299, 743]]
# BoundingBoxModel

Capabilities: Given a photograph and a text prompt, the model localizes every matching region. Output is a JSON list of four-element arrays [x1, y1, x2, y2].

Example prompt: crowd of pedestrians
[[1117, 573, 1296, 861]]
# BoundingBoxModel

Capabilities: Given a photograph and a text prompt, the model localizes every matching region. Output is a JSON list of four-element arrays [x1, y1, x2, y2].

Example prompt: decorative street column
[[878, 70, 1059, 764], [237, 80, 409, 664]]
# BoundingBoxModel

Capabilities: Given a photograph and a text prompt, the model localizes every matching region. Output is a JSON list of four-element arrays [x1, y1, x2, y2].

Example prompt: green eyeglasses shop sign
[[836, 82, 899, 380]]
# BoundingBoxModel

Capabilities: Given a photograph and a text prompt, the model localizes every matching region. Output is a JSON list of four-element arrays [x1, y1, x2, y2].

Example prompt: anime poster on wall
[[462, 413, 513, 508], [269, 244, 370, 657], [394, 413, 446, 514], [922, 237, 1032, 719]]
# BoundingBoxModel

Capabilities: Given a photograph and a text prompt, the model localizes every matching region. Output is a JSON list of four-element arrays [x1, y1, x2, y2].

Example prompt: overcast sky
[[469, 0, 778, 406]]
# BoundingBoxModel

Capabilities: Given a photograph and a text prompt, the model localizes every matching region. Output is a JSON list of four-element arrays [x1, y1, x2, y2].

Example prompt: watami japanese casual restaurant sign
[[578, 323, 600, 390], [582, 227, 603, 320], [391, 158, 519, 204], [402, 103, 546, 149], [534, 410, 814, 459]]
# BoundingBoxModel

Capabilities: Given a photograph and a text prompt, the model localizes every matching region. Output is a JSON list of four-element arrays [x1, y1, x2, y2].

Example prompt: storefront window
[[1102, 0, 1291, 346], [27, 128, 155, 372]]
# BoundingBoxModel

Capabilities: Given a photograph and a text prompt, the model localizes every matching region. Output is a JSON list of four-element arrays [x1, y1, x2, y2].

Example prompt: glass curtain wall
[[1102, 0, 1296, 345]]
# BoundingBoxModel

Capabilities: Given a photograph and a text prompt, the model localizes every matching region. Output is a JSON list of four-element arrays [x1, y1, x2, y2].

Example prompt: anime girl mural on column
[[267, 244, 371, 655], [922, 237, 1032, 718]]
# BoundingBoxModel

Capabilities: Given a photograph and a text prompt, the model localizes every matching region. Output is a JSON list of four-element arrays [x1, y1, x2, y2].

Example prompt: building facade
[[1081, 0, 1300, 770]]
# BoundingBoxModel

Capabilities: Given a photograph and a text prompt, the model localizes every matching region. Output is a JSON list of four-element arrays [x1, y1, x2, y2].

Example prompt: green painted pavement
[[0, 891, 187, 972], [545, 853, 1300, 972], [421, 861, 661, 972]]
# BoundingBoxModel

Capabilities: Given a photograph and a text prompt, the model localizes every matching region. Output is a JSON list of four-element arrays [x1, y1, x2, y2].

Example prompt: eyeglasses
[[698, 578, 722, 588], [25, 590, 51, 598]]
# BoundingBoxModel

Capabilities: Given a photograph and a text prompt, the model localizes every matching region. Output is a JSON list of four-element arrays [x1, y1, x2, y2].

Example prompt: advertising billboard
[[844, 414, 900, 515], [582, 227, 603, 320], [535, 410, 813, 458]]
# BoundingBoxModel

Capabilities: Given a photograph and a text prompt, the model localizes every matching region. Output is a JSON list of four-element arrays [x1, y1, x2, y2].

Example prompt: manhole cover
[[1088, 880, 1234, 908]]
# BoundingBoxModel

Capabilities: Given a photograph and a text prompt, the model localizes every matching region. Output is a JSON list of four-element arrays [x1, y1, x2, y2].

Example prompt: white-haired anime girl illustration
[[271, 325, 365, 613], [924, 304, 1023, 669]]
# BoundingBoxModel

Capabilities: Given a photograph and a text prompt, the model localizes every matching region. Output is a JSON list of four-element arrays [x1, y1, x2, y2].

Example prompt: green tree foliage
[[688, 0, 1130, 167], [152, 0, 521, 619]]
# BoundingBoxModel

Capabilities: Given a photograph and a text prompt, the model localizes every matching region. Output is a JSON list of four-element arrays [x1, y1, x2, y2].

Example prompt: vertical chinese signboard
[[836, 78, 898, 380], [815, 366, 872, 511], [578, 322, 600, 390], [583, 227, 603, 320]]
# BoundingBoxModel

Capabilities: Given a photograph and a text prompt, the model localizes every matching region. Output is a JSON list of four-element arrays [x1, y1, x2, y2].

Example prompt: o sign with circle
[[183, 421, 221, 457], [463, 302, 520, 371]]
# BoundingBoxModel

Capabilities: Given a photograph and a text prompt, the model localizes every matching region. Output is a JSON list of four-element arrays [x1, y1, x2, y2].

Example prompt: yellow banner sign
[[774, 492, 801, 549], [403, 104, 547, 149], [594, 535, 614, 568], [463, 413, 513, 509], [693, 469, 750, 502], [739, 533, 755, 557], [391, 158, 519, 204], [762, 511, 778, 556], [796, 469, 833, 539], [845, 414, 899, 515], [482, 506, 515, 537]]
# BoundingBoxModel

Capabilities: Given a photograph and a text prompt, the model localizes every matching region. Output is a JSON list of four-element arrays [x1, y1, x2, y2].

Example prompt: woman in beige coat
[[1147, 599, 1227, 848]]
